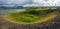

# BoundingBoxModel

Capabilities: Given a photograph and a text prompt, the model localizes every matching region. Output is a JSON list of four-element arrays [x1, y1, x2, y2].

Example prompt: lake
[[0, 9, 26, 14]]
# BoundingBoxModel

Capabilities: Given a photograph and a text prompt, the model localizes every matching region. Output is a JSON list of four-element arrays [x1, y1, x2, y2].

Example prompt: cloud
[[0, 0, 60, 6], [0, 0, 32, 4], [23, 4, 41, 7], [33, 0, 60, 6]]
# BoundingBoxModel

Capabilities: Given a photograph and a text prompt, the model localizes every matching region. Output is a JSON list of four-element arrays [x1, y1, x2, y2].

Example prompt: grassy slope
[[3, 7, 58, 24], [3, 11, 57, 24]]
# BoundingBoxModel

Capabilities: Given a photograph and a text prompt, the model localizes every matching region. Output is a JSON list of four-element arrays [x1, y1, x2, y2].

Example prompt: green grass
[[4, 11, 57, 24], [9, 12, 39, 23], [26, 7, 58, 11], [3, 7, 58, 24], [4, 10, 57, 23]]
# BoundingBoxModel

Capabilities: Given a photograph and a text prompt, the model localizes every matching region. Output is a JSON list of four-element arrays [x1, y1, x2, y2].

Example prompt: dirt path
[[0, 10, 60, 29]]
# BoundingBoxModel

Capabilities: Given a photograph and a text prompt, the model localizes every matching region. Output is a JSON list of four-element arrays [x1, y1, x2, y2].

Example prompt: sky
[[33, 0, 60, 6], [0, 0, 60, 7], [0, 0, 32, 4]]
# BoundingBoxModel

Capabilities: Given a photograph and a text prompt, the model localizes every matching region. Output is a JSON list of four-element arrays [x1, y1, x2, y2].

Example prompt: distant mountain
[[0, 4, 24, 9], [22, 4, 60, 8]]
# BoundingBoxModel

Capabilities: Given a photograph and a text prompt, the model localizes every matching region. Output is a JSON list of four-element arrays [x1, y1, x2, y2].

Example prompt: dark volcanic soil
[[0, 10, 60, 29]]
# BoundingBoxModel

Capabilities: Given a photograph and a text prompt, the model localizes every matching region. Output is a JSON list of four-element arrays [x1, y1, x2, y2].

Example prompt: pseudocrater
[[3, 7, 58, 24]]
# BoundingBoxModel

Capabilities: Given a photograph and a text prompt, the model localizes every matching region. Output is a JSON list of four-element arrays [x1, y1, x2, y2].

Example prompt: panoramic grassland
[[0, 7, 60, 29], [3, 7, 59, 24]]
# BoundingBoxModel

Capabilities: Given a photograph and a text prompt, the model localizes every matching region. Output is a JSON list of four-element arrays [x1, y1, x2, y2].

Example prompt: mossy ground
[[3, 11, 57, 24], [3, 7, 58, 24]]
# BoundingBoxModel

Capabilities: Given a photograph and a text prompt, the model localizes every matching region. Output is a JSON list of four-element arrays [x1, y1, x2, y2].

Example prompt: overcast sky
[[0, 0, 32, 4], [0, 0, 60, 6], [33, 0, 60, 6]]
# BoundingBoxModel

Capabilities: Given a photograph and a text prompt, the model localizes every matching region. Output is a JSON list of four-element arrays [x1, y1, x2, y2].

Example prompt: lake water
[[0, 9, 26, 14]]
